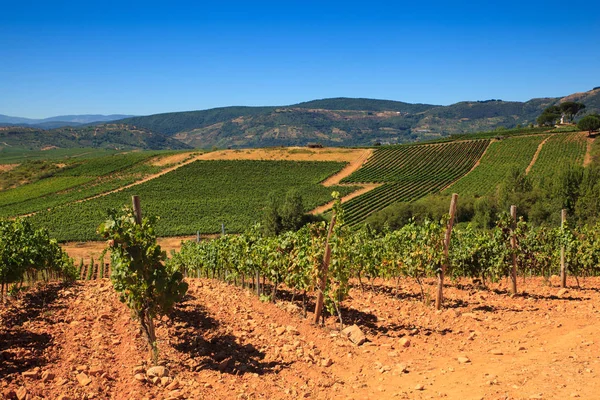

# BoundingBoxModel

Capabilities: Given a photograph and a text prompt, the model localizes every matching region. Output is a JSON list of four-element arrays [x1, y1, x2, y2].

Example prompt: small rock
[[89, 366, 103, 376], [399, 338, 411, 348], [321, 358, 333, 367], [151, 376, 160, 385], [134, 373, 146, 382], [570, 393, 580, 398], [16, 387, 27, 400], [490, 349, 503, 355], [275, 326, 286, 336], [147, 366, 168, 378], [286, 326, 299, 335], [76, 372, 92, 386], [204, 383, 213, 388], [457, 356, 471, 364], [57, 396, 71, 400], [415, 384, 424, 391], [160, 377, 170, 386], [41, 370, 55, 382], [168, 389, 184, 399], [22, 367, 40, 379], [166, 380, 180, 390], [341, 324, 366, 346], [557, 289, 568, 297], [133, 366, 145, 374]]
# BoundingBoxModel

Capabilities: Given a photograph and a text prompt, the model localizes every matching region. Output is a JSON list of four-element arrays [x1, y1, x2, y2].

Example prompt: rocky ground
[[1, 276, 599, 400]]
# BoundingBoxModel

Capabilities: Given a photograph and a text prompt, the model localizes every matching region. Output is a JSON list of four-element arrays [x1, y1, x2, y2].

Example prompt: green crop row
[[528, 132, 587, 181], [28, 160, 357, 241], [446, 135, 547, 196]]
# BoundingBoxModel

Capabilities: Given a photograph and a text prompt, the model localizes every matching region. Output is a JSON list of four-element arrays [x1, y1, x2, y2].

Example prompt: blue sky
[[1, 0, 599, 118]]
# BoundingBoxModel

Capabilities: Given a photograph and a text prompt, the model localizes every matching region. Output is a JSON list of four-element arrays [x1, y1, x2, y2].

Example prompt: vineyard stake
[[510, 205, 518, 295], [560, 209, 567, 288], [313, 211, 336, 325], [435, 193, 458, 310], [132, 195, 142, 225]]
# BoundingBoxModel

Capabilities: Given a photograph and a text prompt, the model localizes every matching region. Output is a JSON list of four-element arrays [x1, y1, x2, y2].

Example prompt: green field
[[446, 135, 547, 196], [528, 132, 587, 180], [0, 152, 169, 217], [338, 140, 489, 224], [28, 160, 357, 241]]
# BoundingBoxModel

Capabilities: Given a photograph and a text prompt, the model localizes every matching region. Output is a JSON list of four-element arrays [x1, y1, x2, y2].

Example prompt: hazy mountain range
[[1, 88, 598, 151]]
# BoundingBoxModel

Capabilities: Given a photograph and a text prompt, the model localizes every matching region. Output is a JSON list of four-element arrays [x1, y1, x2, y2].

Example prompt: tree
[[98, 206, 188, 363], [559, 102, 585, 123], [280, 190, 305, 232], [577, 114, 600, 136], [537, 105, 561, 126]]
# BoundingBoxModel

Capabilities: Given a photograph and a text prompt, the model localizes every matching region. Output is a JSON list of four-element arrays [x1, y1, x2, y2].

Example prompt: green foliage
[[31, 160, 356, 241], [447, 135, 546, 196], [559, 102, 585, 122], [537, 105, 561, 126], [528, 133, 587, 181], [341, 140, 488, 225], [578, 114, 600, 134], [0, 218, 76, 291], [0, 152, 164, 218], [98, 207, 188, 362]]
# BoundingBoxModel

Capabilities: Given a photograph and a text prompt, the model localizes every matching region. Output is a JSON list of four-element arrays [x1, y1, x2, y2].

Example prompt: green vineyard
[[446, 135, 547, 195], [340, 140, 489, 224], [29, 160, 357, 241], [0, 152, 171, 217], [528, 132, 588, 180]]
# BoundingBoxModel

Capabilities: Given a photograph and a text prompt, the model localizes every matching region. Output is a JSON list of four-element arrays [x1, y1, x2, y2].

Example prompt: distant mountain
[[0, 114, 136, 128], [0, 124, 191, 151], [4, 88, 599, 150]]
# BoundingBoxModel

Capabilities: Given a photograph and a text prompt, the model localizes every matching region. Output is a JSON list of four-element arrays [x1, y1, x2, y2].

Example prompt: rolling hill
[[2, 88, 599, 150]]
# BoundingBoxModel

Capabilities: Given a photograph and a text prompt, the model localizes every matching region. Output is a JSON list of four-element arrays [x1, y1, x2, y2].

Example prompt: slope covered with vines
[[446, 135, 547, 196], [339, 140, 489, 224]]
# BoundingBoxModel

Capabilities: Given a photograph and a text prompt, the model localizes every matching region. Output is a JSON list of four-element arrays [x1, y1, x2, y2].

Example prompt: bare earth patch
[[525, 135, 552, 175], [196, 147, 366, 163], [150, 152, 198, 167], [1, 276, 599, 399]]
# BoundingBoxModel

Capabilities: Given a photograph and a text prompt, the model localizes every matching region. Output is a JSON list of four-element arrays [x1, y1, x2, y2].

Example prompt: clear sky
[[1, 0, 599, 118]]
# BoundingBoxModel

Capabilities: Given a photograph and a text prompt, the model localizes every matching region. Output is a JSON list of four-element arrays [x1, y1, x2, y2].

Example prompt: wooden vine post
[[560, 209, 567, 288], [510, 205, 518, 295], [132, 195, 142, 225], [435, 193, 458, 310], [313, 211, 336, 325]]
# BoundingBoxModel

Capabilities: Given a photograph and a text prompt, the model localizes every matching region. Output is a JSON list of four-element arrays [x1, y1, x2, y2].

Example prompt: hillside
[[114, 89, 600, 148], [1, 88, 598, 154], [0, 124, 191, 152]]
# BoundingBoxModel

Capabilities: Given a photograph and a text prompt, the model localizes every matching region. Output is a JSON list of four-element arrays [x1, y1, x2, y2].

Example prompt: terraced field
[[0, 152, 170, 217], [341, 140, 489, 225], [445, 135, 547, 196], [29, 160, 357, 241], [528, 132, 588, 180]]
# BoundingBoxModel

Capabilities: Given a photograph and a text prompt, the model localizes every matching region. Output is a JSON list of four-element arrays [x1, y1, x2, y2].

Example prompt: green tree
[[577, 114, 600, 136], [280, 190, 305, 232], [537, 105, 561, 126], [559, 102, 585, 123]]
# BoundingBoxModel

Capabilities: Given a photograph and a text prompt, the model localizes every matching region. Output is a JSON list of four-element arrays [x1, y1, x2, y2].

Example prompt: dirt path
[[320, 149, 373, 186], [3, 277, 600, 399], [526, 135, 553, 175], [310, 183, 382, 215], [583, 134, 594, 167], [442, 139, 494, 192]]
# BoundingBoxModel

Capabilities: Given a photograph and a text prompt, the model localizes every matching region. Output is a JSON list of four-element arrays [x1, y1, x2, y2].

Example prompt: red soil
[[1, 276, 599, 399]]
